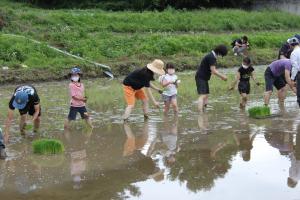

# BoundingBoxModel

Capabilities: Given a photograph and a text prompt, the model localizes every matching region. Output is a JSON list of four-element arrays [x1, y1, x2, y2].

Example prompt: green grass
[[1, 0, 300, 82], [32, 139, 65, 155], [248, 106, 271, 118]]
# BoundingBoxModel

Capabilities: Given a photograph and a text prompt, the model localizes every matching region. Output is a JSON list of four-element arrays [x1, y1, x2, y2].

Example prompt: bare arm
[[72, 95, 87, 102], [229, 72, 240, 90], [285, 69, 296, 93], [251, 71, 259, 85], [145, 88, 159, 107], [4, 109, 14, 144], [32, 104, 40, 121], [211, 66, 227, 81]]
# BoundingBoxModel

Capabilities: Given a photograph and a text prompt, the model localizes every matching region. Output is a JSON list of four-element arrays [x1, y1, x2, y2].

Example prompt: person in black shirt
[[195, 44, 228, 112], [4, 85, 41, 144], [232, 36, 250, 56], [229, 57, 260, 108], [123, 59, 165, 121]]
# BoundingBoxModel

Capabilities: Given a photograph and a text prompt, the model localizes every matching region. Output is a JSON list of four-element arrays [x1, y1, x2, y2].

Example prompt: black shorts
[[195, 77, 209, 95], [19, 105, 41, 116], [264, 67, 286, 91], [238, 81, 250, 94], [68, 106, 88, 121]]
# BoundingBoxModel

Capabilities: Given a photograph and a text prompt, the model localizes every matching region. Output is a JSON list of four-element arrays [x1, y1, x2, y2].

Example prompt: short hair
[[242, 36, 248, 42], [214, 44, 228, 57], [243, 57, 251, 65], [166, 62, 175, 69]]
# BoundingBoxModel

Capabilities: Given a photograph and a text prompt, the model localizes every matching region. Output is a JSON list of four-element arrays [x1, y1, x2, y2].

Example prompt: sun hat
[[287, 37, 299, 46], [13, 91, 29, 110], [146, 59, 165, 75]]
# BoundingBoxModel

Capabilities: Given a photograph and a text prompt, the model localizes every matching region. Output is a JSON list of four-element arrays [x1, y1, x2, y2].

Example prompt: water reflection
[[287, 125, 300, 188], [1, 79, 300, 199], [234, 112, 256, 162]]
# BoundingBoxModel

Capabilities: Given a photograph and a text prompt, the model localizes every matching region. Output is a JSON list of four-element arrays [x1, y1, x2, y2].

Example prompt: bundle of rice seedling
[[32, 139, 64, 155], [248, 106, 271, 118]]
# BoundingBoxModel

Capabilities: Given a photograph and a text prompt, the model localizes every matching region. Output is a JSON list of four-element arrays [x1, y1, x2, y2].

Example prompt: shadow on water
[[0, 78, 300, 199]]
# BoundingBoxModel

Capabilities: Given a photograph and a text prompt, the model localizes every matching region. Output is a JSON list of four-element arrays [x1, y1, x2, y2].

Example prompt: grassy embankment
[[1, 0, 300, 82]]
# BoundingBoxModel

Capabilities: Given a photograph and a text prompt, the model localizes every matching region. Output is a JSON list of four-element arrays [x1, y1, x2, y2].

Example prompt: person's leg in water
[[64, 107, 77, 129], [277, 85, 287, 106], [20, 114, 27, 135], [0, 128, 6, 159], [264, 91, 272, 106], [123, 86, 137, 121], [83, 112, 93, 128], [240, 93, 248, 109], [170, 96, 178, 114], [137, 89, 149, 120], [204, 95, 209, 108], [198, 94, 208, 112], [163, 98, 171, 115]]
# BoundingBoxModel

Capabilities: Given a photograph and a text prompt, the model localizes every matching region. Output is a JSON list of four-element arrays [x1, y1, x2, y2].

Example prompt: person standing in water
[[122, 59, 165, 121], [290, 36, 300, 107], [264, 59, 296, 106], [159, 63, 180, 115], [229, 57, 260, 109], [64, 67, 93, 129], [195, 44, 228, 112], [4, 85, 41, 143]]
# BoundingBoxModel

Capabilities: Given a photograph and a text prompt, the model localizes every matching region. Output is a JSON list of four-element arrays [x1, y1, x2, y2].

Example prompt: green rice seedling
[[248, 106, 271, 118], [32, 139, 65, 155]]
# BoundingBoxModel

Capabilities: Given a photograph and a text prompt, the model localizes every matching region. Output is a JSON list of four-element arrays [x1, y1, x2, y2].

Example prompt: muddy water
[[0, 76, 300, 200]]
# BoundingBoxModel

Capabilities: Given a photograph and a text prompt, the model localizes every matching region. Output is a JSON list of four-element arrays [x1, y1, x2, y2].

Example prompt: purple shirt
[[269, 59, 292, 77]]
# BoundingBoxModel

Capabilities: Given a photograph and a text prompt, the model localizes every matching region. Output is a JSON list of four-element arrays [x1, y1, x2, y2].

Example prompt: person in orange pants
[[122, 59, 165, 121]]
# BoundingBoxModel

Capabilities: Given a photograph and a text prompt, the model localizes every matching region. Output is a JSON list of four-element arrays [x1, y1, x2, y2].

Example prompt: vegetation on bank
[[0, 0, 299, 82]]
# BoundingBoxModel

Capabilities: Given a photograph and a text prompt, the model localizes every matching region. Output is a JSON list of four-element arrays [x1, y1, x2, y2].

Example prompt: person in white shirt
[[290, 36, 300, 107], [159, 63, 180, 114]]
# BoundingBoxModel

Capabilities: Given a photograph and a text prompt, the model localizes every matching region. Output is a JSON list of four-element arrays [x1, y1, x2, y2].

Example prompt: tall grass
[[2, 1, 300, 33], [0, 0, 299, 81], [0, 32, 293, 69]]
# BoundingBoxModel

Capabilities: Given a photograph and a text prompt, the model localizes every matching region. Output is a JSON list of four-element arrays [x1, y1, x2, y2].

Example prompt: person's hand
[[291, 81, 296, 87], [222, 76, 228, 81], [82, 97, 88, 103], [292, 87, 297, 94], [154, 101, 160, 108]]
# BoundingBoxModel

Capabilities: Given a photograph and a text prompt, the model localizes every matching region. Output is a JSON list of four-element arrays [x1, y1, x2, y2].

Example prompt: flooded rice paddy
[[0, 73, 300, 200]]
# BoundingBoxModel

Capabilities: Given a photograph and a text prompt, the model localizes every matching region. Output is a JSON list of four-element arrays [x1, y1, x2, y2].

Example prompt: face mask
[[71, 76, 79, 82], [167, 69, 175, 75], [242, 64, 249, 69]]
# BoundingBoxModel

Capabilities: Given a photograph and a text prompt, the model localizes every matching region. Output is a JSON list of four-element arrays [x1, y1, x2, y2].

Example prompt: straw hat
[[146, 59, 165, 75]]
